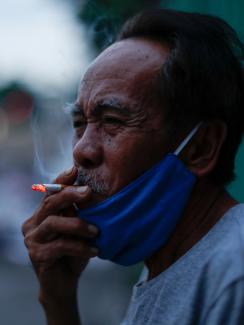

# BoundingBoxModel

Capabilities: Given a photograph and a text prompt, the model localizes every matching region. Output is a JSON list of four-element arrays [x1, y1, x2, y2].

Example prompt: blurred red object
[[31, 184, 46, 193], [4, 90, 33, 124]]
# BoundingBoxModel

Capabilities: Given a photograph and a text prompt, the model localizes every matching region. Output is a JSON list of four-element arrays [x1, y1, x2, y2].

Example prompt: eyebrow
[[94, 98, 131, 116], [64, 102, 83, 116], [64, 97, 131, 117]]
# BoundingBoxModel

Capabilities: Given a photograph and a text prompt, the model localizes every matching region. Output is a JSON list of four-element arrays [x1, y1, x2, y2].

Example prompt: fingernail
[[88, 224, 99, 235], [76, 186, 88, 193], [64, 166, 74, 175]]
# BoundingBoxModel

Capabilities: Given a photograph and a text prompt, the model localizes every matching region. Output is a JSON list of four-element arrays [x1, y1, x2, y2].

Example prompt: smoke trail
[[31, 99, 73, 182]]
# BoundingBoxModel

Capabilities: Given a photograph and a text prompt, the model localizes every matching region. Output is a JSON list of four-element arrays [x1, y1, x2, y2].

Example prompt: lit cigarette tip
[[32, 184, 46, 193]]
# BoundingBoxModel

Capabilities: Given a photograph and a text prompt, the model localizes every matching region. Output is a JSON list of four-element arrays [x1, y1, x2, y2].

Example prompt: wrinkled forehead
[[81, 38, 169, 87]]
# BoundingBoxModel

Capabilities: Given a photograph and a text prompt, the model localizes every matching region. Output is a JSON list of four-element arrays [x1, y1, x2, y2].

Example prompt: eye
[[72, 119, 87, 138], [103, 116, 124, 125], [73, 120, 86, 128]]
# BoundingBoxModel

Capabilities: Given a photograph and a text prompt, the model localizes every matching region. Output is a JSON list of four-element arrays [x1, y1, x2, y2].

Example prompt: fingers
[[32, 185, 92, 226], [27, 238, 98, 263], [24, 215, 99, 264], [27, 166, 91, 230], [22, 167, 98, 259], [43, 185, 91, 213], [22, 167, 97, 283], [22, 217, 33, 236], [29, 215, 99, 242], [22, 182, 93, 240]]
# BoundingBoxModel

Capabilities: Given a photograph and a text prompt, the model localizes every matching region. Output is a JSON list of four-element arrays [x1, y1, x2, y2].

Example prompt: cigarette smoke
[[31, 100, 73, 182], [31, 4, 120, 184]]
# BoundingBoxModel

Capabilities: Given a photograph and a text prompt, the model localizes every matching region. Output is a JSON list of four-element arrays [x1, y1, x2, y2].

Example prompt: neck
[[145, 177, 238, 280]]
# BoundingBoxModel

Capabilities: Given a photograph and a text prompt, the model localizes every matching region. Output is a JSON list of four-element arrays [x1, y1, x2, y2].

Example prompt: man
[[22, 9, 244, 325]]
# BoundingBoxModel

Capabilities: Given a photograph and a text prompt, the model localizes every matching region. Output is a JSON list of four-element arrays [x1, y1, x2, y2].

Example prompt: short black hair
[[118, 9, 244, 185]]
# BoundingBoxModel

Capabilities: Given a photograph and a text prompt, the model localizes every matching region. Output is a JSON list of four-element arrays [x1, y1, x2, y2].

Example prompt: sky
[[0, 0, 90, 95]]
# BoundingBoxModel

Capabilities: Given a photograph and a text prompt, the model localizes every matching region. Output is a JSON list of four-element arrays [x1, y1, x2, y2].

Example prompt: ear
[[182, 120, 227, 177]]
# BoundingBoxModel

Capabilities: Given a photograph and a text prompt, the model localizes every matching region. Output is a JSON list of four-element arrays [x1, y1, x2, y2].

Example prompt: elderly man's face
[[72, 38, 170, 199]]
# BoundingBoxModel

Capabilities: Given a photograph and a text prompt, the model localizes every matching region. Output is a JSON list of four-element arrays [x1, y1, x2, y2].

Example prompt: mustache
[[76, 168, 110, 195]]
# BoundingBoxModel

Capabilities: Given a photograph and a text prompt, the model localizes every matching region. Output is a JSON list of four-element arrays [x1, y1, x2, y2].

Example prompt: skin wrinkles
[[70, 101, 148, 131], [69, 98, 146, 125], [72, 101, 154, 198], [72, 38, 171, 201]]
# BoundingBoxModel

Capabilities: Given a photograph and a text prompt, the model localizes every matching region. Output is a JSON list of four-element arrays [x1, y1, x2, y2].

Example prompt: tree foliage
[[79, 0, 160, 52]]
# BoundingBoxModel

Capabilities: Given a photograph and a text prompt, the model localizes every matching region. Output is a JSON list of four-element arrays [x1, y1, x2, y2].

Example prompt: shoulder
[[200, 276, 244, 325], [209, 203, 244, 266], [199, 204, 244, 301]]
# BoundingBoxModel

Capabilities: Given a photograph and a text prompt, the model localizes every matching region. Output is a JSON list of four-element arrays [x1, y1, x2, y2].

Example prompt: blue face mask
[[77, 124, 200, 266]]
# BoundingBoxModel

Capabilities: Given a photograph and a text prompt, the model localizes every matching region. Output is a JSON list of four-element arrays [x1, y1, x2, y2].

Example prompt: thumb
[[53, 166, 78, 185]]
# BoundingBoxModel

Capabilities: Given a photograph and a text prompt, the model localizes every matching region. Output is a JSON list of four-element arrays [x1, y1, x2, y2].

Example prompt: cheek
[[103, 135, 148, 181], [103, 136, 126, 168], [102, 128, 165, 187]]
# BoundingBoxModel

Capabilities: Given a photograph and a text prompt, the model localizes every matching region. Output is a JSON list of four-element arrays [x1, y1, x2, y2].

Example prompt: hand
[[22, 167, 99, 323]]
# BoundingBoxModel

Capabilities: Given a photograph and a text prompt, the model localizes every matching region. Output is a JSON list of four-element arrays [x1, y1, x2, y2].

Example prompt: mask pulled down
[[77, 124, 200, 266]]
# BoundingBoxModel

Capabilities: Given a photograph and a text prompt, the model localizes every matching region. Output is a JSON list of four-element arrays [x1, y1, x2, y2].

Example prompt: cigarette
[[31, 184, 67, 193]]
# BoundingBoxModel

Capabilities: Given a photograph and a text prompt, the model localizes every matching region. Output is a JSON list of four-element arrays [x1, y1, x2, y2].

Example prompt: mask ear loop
[[174, 122, 203, 156]]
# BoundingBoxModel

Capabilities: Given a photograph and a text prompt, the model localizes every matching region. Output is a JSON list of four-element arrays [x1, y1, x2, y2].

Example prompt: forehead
[[77, 38, 169, 105]]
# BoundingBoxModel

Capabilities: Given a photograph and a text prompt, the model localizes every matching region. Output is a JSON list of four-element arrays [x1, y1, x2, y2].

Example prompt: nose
[[73, 123, 103, 169]]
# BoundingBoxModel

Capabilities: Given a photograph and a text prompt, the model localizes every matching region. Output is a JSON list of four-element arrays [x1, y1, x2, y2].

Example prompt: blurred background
[[0, 0, 243, 324]]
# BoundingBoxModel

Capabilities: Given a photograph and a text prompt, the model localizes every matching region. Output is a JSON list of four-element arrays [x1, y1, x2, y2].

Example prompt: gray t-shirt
[[122, 204, 244, 325]]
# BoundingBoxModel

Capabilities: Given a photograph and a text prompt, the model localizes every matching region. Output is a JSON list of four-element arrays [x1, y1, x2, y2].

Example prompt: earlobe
[[186, 120, 227, 178]]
